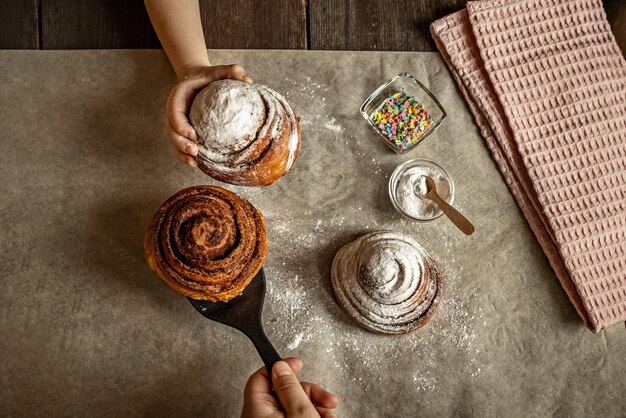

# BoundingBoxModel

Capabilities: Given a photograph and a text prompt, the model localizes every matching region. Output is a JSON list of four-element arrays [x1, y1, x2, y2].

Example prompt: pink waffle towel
[[431, 0, 626, 332]]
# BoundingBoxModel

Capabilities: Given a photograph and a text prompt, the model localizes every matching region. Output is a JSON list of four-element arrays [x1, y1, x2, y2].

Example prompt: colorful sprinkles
[[371, 90, 433, 151]]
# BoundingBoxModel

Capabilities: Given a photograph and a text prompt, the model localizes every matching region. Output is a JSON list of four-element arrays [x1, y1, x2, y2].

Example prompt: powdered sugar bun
[[189, 79, 301, 186], [331, 231, 442, 334]]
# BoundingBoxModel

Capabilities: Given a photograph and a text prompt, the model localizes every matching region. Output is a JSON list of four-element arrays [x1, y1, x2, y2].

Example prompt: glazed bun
[[144, 186, 268, 302]]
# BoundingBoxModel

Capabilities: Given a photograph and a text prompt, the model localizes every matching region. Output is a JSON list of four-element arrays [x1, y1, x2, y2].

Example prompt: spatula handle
[[248, 327, 282, 375]]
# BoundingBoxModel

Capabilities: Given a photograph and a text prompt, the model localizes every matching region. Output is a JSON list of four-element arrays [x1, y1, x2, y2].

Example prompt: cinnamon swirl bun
[[144, 186, 268, 301], [189, 79, 301, 186], [331, 231, 442, 334]]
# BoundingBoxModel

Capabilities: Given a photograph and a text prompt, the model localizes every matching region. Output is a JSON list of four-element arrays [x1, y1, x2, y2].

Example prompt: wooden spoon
[[422, 176, 475, 235]]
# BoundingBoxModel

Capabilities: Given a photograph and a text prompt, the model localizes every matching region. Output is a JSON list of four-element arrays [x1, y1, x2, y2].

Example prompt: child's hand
[[166, 64, 253, 167], [241, 358, 339, 418]]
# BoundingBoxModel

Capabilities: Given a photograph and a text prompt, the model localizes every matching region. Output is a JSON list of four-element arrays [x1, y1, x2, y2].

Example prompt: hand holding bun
[[189, 79, 301, 186], [145, 186, 268, 301], [165, 65, 253, 167]]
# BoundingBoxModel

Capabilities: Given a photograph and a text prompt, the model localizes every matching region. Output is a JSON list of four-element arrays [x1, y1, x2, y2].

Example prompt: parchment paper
[[0, 50, 624, 418]]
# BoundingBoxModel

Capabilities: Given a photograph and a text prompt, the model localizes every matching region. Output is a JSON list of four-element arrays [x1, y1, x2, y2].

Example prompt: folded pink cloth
[[431, 0, 626, 332]]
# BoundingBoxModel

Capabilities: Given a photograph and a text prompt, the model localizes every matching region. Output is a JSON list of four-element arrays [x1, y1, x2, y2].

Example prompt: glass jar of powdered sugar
[[389, 158, 455, 222]]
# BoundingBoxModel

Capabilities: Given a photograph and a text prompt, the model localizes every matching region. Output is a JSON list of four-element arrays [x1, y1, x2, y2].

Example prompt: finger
[[246, 357, 304, 397], [169, 143, 197, 167], [208, 64, 252, 83], [244, 366, 272, 396], [316, 406, 337, 418], [272, 361, 317, 416], [185, 64, 251, 84], [176, 152, 197, 168], [167, 120, 198, 156], [242, 369, 281, 415], [166, 83, 198, 141], [282, 357, 304, 375], [257, 357, 304, 380], [301, 382, 339, 409]]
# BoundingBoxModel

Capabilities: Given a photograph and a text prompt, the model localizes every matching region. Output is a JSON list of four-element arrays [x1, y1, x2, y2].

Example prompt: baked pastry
[[331, 231, 442, 334], [189, 79, 301, 187], [144, 185, 268, 301]]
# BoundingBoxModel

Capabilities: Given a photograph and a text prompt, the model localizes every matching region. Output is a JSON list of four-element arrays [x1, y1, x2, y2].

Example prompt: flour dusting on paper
[[287, 333, 304, 350], [261, 207, 483, 396], [283, 78, 346, 136]]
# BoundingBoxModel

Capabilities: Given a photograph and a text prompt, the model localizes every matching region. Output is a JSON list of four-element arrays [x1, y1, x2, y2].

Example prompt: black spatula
[[187, 268, 281, 374]]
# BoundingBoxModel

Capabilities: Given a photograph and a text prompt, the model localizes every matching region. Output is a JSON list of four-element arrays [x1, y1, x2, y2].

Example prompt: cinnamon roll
[[331, 231, 442, 334], [189, 79, 301, 187], [144, 186, 268, 301]]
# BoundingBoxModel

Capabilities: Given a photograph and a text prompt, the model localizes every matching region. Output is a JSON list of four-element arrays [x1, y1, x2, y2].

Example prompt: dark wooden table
[[1, 0, 624, 52]]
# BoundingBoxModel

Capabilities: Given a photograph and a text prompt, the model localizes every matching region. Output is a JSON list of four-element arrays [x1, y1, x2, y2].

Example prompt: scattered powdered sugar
[[324, 117, 345, 134], [287, 333, 304, 350], [283, 77, 346, 138], [244, 74, 482, 398], [267, 273, 308, 315], [260, 207, 483, 397]]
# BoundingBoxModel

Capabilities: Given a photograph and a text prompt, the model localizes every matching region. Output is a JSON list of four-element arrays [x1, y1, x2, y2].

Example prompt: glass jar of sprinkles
[[360, 73, 447, 154]]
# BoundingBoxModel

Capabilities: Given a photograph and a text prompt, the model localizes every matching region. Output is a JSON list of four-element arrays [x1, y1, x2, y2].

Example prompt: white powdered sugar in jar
[[395, 166, 451, 219]]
